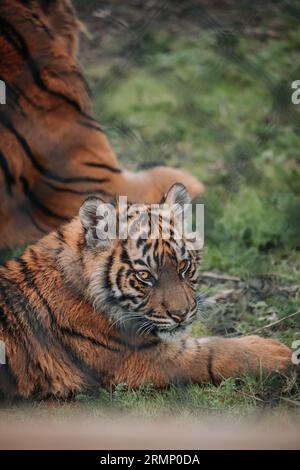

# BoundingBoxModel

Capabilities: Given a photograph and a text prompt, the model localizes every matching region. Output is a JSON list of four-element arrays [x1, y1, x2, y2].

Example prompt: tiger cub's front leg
[[113, 336, 292, 387], [185, 335, 292, 384]]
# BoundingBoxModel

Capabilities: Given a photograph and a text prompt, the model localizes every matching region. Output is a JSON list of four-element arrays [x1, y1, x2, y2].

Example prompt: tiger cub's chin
[[156, 324, 193, 342]]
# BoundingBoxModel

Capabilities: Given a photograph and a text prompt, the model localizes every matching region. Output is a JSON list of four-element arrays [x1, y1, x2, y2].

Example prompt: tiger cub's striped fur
[[0, 184, 292, 400], [0, 0, 203, 250]]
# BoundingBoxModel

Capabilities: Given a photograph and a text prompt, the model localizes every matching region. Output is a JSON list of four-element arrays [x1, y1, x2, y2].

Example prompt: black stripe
[[28, 248, 38, 264], [133, 258, 148, 267], [20, 176, 67, 221], [0, 305, 7, 326], [84, 162, 122, 174], [46, 175, 110, 185], [54, 226, 66, 257], [116, 266, 124, 292], [128, 278, 144, 294], [109, 335, 160, 351], [0, 111, 50, 176], [56, 225, 66, 245], [153, 240, 160, 267], [142, 243, 152, 257], [43, 180, 111, 197], [104, 249, 115, 292], [60, 327, 120, 353], [137, 236, 145, 249], [0, 151, 15, 196], [120, 245, 134, 270], [207, 348, 217, 386], [79, 119, 102, 132]]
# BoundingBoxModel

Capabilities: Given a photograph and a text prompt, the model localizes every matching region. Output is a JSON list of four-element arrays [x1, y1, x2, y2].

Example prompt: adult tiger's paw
[[146, 166, 205, 201], [237, 335, 292, 372], [120, 167, 204, 204]]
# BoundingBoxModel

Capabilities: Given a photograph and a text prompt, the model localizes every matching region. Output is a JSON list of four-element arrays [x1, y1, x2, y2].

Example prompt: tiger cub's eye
[[179, 259, 191, 278], [136, 270, 154, 286]]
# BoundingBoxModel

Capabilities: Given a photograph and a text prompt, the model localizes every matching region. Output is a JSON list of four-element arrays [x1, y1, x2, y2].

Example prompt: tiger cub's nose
[[168, 310, 188, 323]]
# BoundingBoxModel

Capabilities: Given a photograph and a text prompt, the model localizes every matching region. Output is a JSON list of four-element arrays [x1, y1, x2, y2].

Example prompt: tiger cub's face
[[79, 184, 201, 341]]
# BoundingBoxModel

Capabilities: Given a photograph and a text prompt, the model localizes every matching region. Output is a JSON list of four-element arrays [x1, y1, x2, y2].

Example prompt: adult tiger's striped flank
[[0, 0, 204, 250], [0, 184, 292, 400]]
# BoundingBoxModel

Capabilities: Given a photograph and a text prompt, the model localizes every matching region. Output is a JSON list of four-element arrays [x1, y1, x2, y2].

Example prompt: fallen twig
[[280, 397, 300, 407], [205, 289, 236, 305], [229, 310, 300, 338]]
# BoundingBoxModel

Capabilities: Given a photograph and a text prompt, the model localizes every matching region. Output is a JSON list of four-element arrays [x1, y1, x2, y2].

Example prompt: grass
[[63, 372, 300, 418], [2, 372, 299, 421], [2, 1, 300, 418]]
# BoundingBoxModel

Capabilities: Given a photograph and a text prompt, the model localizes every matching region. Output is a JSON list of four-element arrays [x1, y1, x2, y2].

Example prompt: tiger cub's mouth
[[146, 316, 195, 341], [119, 312, 194, 341]]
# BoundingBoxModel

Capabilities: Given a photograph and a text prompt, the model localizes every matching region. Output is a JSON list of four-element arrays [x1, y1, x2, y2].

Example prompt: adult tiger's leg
[[0, 0, 204, 250], [111, 336, 292, 387]]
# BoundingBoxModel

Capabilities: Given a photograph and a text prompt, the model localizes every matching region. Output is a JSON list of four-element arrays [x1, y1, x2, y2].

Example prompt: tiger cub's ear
[[79, 197, 116, 249], [160, 183, 191, 207]]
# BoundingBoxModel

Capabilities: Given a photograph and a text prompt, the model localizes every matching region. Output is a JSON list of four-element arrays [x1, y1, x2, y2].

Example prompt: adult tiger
[[0, 184, 291, 400], [0, 0, 203, 250]]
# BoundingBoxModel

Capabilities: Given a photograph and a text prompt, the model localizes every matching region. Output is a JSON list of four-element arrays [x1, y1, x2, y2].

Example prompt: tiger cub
[[0, 184, 291, 400]]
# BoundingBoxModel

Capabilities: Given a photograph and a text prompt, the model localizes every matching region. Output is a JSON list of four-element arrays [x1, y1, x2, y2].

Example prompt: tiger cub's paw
[[237, 335, 292, 372]]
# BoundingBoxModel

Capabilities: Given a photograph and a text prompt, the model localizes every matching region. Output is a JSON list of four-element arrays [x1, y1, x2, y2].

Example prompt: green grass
[[70, 372, 300, 418], [2, 1, 300, 417], [3, 372, 298, 420]]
